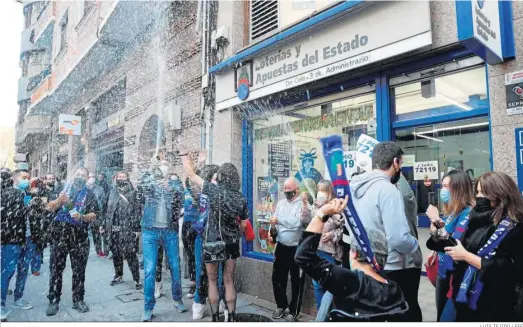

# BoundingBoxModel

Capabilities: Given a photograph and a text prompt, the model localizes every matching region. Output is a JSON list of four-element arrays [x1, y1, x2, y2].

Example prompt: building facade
[[16, 0, 213, 183], [210, 0, 523, 315]]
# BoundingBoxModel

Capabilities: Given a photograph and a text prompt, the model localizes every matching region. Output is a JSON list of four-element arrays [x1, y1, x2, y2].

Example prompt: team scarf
[[456, 217, 515, 310], [437, 207, 472, 278], [55, 183, 88, 226], [193, 193, 210, 235], [320, 135, 381, 272]]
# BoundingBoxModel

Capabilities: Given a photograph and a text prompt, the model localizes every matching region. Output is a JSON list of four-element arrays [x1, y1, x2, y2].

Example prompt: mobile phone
[[442, 236, 458, 247]]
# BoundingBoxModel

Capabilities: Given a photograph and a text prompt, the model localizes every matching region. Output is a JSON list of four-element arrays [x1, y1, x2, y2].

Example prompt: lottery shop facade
[[209, 1, 518, 314]]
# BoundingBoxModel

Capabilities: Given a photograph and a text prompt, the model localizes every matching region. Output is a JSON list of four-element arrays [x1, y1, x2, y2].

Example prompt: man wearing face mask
[[87, 173, 109, 257], [348, 142, 419, 319], [269, 177, 310, 322], [45, 167, 99, 316], [1, 169, 32, 320]]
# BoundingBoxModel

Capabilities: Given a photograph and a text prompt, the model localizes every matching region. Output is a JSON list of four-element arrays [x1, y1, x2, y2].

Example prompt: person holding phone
[[426, 169, 475, 321]]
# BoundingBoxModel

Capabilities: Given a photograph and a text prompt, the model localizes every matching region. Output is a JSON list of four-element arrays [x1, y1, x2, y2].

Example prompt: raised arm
[[179, 150, 205, 187]]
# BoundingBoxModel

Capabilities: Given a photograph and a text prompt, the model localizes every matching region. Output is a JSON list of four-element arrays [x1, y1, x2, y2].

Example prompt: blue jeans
[[142, 228, 182, 311], [23, 237, 40, 273], [1, 245, 21, 307], [312, 250, 337, 311]]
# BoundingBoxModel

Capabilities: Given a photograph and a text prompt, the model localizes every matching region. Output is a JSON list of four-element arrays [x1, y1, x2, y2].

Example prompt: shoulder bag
[[203, 192, 226, 264]]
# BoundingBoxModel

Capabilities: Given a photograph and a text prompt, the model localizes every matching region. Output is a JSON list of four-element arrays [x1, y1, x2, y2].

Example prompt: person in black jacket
[[26, 179, 51, 276], [295, 196, 408, 322], [45, 167, 100, 316], [1, 168, 29, 320], [102, 172, 141, 289], [436, 172, 523, 322]]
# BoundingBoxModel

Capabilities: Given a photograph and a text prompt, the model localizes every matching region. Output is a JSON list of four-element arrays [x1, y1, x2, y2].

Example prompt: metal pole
[[67, 135, 73, 181]]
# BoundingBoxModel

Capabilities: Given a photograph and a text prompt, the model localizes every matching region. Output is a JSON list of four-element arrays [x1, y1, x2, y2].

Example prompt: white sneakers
[[220, 301, 228, 321], [154, 282, 164, 299], [192, 302, 207, 320]]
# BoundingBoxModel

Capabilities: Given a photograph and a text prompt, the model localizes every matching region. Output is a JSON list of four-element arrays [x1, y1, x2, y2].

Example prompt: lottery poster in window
[[268, 141, 291, 178], [324, 151, 358, 181], [413, 161, 439, 180], [256, 176, 279, 254], [355, 134, 379, 172]]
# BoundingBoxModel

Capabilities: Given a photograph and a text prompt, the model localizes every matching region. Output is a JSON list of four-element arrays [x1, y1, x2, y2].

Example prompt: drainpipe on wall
[[199, 0, 207, 152]]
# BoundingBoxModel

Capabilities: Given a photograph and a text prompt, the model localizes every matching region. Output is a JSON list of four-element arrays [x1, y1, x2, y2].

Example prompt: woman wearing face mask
[[103, 172, 142, 289], [310, 180, 344, 312], [426, 169, 475, 321], [440, 172, 523, 322]]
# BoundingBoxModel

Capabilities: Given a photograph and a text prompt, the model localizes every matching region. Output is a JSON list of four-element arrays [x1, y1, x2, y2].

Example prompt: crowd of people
[[1, 140, 522, 323]]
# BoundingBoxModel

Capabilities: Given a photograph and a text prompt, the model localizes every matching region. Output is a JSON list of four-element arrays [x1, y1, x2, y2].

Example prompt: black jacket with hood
[[104, 183, 141, 249], [295, 231, 406, 321], [1, 186, 27, 246]]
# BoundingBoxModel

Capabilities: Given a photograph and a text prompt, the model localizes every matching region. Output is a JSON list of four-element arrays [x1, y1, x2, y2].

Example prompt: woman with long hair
[[426, 169, 475, 321], [180, 151, 248, 322], [310, 180, 344, 311], [442, 172, 523, 321]]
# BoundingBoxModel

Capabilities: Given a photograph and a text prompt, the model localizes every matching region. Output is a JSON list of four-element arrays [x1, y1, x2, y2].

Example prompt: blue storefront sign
[[455, 0, 515, 64], [516, 128, 523, 196]]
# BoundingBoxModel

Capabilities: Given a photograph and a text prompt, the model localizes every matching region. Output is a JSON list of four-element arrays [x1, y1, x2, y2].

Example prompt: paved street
[[4, 237, 436, 322]]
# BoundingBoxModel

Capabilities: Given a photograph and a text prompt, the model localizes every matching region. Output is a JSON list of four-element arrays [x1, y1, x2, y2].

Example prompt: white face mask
[[87, 177, 96, 186], [315, 191, 329, 208], [159, 165, 169, 178]]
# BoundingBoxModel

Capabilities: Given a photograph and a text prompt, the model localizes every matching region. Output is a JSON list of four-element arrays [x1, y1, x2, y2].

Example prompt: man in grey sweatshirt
[[269, 177, 310, 322], [349, 142, 420, 321]]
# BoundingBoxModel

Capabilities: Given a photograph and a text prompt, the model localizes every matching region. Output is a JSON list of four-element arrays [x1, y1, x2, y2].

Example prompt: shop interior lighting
[[413, 133, 444, 143], [437, 93, 473, 111], [415, 122, 489, 135]]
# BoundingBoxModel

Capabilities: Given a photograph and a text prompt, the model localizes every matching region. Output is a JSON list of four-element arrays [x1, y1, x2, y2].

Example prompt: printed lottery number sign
[[413, 161, 439, 180], [356, 134, 379, 172]]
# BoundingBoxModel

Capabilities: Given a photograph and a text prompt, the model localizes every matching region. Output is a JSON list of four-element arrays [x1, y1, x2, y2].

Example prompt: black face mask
[[284, 190, 297, 201], [46, 182, 55, 188], [475, 197, 494, 212], [390, 168, 401, 184], [116, 180, 128, 188]]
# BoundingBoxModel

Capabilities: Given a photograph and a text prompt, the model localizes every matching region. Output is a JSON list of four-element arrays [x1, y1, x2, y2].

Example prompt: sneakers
[[219, 300, 226, 313], [187, 284, 196, 299], [173, 300, 187, 313], [108, 252, 113, 260], [97, 251, 106, 257], [141, 310, 153, 322], [139, 260, 144, 270], [135, 281, 142, 290], [272, 308, 287, 319], [1, 307, 12, 320], [154, 282, 164, 299], [32, 271, 40, 276], [192, 302, 206, 320], [12, 299, 33, 310], [71, 301, 89, 313], [285, 313, 299, 322], [110, 276, 123, 286], [46, 302, 59, 316]]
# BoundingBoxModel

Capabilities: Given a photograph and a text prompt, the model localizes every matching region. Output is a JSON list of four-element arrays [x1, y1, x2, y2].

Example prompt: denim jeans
[[13, 238, 38, 301], [143, 228, 182, 311], [312, 250, 337, 311], [1, 245, 21, 308], [23, 237, 41, 274]]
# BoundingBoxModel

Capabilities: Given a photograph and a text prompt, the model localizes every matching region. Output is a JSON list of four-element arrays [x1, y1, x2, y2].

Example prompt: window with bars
[[251, 0, 278, 41]]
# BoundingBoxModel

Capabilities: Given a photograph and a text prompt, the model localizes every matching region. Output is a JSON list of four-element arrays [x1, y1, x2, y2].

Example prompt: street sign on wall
[[58, 114, 82, 136], [505, 70, 523, 116]]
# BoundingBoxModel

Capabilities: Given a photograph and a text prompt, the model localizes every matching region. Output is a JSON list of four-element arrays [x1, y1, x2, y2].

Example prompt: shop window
[[392, 66, 488, 121], [395, 117, 490, 215], [251, 92, 375, 254]]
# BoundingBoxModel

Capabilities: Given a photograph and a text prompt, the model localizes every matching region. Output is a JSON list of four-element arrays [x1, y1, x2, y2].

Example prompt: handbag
[[243, 219, 255, 241], [425, 251, 438, 287], [203, 193, 226, 264]]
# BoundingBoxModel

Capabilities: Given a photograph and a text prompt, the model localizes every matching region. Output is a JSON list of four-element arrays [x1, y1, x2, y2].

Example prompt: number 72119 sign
[[413, 161, 439, 181]]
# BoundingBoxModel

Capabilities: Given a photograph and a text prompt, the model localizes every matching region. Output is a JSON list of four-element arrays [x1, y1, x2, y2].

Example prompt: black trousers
[[47, 236, 90, 304], [272, 243, 305, 315], [382, 268, 423, 322], [182, 222, 197, 281], [110, 232, 140, 282], [156, 245, 164, 283]]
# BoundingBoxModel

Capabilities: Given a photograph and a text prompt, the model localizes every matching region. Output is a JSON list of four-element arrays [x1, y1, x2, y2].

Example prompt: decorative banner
[[505, 70, 523, 116], [268, 141, 290, 178], [324, 151, 358, 181], [355, 134, 379, 172], [59, 114, 82, 136], [403, 154, 416, 167], [414, 161, 439, 180]]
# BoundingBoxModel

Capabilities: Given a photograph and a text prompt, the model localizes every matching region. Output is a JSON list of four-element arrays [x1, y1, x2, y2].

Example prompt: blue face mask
[[17, 179, 30, 190], [440, 188, 451, 204]]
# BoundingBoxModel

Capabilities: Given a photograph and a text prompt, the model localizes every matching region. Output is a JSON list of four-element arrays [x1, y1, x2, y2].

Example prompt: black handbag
[[203, 194, 226, 264]]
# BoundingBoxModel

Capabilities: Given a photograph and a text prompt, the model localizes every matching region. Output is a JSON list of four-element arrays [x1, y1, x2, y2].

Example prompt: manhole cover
[[219, 313, 273, 322], [116, 291, 142, 303]]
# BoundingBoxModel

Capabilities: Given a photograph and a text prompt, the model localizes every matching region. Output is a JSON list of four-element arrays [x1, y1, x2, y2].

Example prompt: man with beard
[[45, 167, 99, 316], [102, 172, 141, 289], [347, 142, 419, 320]]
